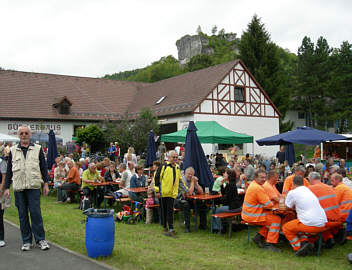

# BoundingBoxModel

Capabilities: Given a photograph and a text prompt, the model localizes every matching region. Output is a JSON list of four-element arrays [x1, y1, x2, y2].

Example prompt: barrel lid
[[83, 208, 114, 218]]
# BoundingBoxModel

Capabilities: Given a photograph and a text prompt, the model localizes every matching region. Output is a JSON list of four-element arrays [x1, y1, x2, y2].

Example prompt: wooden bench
[[212, 212, 242, 238], [241, 220, 343, 256], [307, 221, 342, 256]]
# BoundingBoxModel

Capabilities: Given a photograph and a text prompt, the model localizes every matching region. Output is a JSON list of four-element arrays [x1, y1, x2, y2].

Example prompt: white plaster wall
[[194, 114, 280, 158], [284, 110, 306, 129], [158, 114, 194, 131], [0, 120, 89, 144]]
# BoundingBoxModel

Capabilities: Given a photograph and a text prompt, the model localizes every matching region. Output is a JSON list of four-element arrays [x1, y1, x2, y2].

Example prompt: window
[[298, 112, 305, 119], [74, 125, 85, 136], [53, 96, 72, 115], [234, 86, 245, 102], [155, 96, 166, 105], [59, 101, 71, 114]]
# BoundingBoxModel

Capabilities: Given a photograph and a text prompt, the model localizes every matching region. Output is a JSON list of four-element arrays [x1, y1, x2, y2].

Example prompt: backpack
[[80, 197, 91, 211]]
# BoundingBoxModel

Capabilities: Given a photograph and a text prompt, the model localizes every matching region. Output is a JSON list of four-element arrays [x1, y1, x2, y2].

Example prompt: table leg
[[210, 199, 216, 233], [194, 199, 198, 232]]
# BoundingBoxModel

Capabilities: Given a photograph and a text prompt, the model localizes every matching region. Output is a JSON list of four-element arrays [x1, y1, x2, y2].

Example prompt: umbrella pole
[[320, 142, 323, 160]]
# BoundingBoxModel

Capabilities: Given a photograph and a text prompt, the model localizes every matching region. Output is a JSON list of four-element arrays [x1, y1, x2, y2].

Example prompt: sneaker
[[38, 240, 50, 250], [0, 240, 5, 247], [252, 233, 265, 248], [21, 243, 32, 251], [295, 241, 313, 256], [166, 230, 178, 238], [66, 197, 71, 203], [264, 243, 281, 252], [348, 253, 352, 264]]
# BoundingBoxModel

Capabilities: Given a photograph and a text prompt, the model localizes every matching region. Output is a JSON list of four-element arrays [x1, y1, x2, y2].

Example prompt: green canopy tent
[[161, 121, 253, 144]]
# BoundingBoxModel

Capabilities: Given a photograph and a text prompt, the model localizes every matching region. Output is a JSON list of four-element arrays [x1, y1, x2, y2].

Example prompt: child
[[145, 189, 154, 224]]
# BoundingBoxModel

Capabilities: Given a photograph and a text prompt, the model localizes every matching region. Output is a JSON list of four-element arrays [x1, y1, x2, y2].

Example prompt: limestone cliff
[[176, 33, 239, 64]]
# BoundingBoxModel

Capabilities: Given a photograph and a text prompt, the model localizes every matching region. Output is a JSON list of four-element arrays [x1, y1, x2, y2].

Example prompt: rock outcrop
[[176, 33, 239, 64], [176, 35, 214, 64]]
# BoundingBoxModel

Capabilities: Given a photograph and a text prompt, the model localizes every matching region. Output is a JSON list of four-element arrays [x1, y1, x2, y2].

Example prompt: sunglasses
[[19, 132, 29, 135]]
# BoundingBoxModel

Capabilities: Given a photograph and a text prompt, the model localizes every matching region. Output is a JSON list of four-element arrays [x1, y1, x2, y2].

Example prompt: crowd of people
[[1, 127, 352, 260]]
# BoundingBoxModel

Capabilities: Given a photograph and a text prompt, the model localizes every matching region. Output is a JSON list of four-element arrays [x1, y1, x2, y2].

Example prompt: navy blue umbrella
[[183, 121, 213, 187], [257, 126, 347, 146], [284, 143, 296, 167], [47, 130, 59, 170], [145, 131, 157, 167]]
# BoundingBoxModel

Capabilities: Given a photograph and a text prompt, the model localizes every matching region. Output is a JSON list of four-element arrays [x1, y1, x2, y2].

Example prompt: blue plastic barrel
[[85, 209, 115, 258]]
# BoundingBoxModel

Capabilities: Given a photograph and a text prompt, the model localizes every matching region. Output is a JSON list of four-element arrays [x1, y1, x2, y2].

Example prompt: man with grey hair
[[243, 159, 255, 181], [308, 171, 341, 248], [314, 158, 324, 176], [175, 167, 207, 232], [154, 150, 185, 237], [81, 162, 102, 207], [283, 165, 309, 194], [4, 125, 50, 251]]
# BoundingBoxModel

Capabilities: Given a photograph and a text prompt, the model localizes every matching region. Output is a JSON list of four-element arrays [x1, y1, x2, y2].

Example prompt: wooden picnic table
[[125, 187, 148, 193], [89, 181, 120, 186], [89, 181, 120, 208], [186, 193, 222, 232]]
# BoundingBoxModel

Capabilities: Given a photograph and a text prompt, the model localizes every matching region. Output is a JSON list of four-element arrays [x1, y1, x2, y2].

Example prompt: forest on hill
[[104, 15, 352, 133]]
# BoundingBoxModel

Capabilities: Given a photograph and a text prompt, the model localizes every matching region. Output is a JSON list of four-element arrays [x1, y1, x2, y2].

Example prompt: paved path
[[0, 221, 117, 270]]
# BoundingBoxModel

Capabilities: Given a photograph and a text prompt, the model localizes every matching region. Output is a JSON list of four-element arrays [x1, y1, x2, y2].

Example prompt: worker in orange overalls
[[242, 169, 281, 252], [282, 166, 309, 194], [330, 172, 352, 243], [282, 175, 327, 256], [308, 171, 341, 248], [263, 169, 295, 225], [262, 170, 281, 208]]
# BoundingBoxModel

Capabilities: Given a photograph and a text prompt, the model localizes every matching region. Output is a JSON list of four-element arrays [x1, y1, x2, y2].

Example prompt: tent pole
[[320, 142, 323, 160]]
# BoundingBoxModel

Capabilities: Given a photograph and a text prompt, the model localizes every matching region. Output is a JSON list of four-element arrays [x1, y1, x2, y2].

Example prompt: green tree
[[330, 41, 352, 132], [211, 25, 217, 35], [239, 15, 290, 131], [127, 56, 184, 83], [111, 108, 159, 155], [293, 36, 333, 129], [130, 108, 159, 155], [76, 124, 105, 153], [186, 54, 213, 72]]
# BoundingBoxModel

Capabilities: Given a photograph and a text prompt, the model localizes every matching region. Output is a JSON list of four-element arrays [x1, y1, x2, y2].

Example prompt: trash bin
[[83, 208, 115, 258]]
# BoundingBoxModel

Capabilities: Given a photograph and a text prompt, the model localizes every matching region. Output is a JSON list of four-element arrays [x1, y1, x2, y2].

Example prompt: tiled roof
[[0, 70, 149, 121], [0, 60, 249, 121], [127, 60, 240, 117]]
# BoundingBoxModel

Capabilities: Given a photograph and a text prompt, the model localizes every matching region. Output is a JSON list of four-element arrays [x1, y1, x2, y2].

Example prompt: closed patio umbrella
[[47, 130, 59, 170], [145, 130, 157, 168], [183, 121, 213, 187]]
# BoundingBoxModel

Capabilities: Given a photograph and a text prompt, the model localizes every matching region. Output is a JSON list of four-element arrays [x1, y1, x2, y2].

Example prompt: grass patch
[[4, 193, 352, 270]]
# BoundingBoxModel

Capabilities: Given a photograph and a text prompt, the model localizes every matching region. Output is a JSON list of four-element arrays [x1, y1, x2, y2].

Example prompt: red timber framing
[[193, 61, 280, 118]]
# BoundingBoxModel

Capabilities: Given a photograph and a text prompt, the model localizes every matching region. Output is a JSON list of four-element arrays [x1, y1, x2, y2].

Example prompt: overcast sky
[[1, 0, 351, 77]]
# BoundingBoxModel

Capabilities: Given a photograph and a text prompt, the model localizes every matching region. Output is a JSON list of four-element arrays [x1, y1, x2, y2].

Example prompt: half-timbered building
[[0, 59, 280, 157], [129, 59, 280, 156]]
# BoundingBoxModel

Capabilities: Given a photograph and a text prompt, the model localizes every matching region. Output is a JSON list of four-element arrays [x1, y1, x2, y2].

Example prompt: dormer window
[[156, 96, 166, 105], [53, 96, 72, 115]]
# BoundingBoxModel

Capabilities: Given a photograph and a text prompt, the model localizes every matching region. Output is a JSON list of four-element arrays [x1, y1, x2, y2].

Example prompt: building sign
[[7, 122, 62, 135]]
